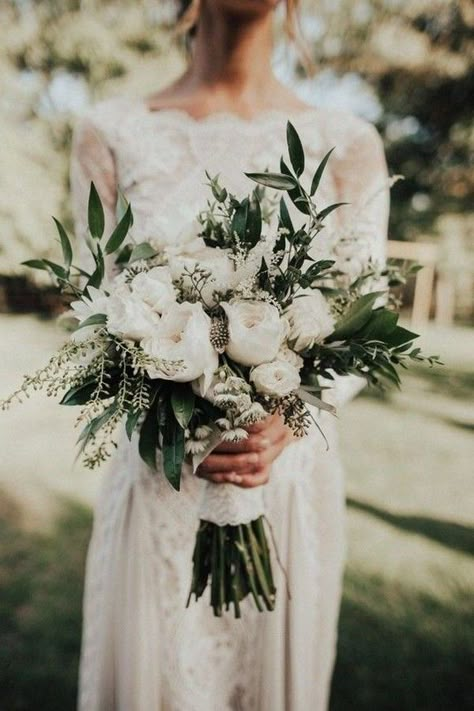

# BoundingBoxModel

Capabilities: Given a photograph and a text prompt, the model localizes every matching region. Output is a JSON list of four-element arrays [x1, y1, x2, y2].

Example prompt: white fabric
[[70, 97, 389, 711]]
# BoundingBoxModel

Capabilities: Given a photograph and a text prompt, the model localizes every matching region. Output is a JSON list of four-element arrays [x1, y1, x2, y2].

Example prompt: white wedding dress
[[70, 96, 389, 711]]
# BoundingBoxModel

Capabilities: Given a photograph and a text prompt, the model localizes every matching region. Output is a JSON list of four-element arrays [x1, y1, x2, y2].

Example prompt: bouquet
[[2, 122, 440, 617]]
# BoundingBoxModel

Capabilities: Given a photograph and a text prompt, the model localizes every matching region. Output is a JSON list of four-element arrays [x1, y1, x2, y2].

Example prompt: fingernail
[[228, 472, 242, 484]]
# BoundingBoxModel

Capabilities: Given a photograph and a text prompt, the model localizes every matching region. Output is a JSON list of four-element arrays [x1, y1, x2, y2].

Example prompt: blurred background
[[0, 1, 473, 709]]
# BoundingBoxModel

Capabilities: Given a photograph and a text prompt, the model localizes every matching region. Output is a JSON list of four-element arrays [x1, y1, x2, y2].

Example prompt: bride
[[70, 1, 389, 709]]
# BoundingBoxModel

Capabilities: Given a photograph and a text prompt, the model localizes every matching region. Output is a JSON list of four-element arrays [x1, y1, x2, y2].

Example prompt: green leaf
[[21, 259, 48, 272], [53, 218, 73, 269], [125, 407, 142, 441], [77, 402, 118, 445], [43, 259, 68, 281], [280, 158, 310, 215], [60, 377, 98, 406], [245, 172, 298, 190], [138, 397, 159, 471], [88, 182, 105, 240], [75, 313, 107, 330], [129, 242, 159, 262], [317, 202, 348, 221], [358, 308, 398, 341], [246, 192, 262, 246], [162, 418, 185, 491], [286, 121, 305, 177], [310, 147, 335, 196], [279, 197, 294, 235], [104, 204, 133, 255], [115, 188, 132, 224], [231, 199, 249, 241], [115, 243, 133, 265], [328, 292, 385, 342], [385, 325, 420, 348], [171, 384, 195, 429], [85, 244, 105, 289]]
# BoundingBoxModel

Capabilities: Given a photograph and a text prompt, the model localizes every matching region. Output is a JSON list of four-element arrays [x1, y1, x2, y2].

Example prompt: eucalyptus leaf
[[317, 202, 348, 221], [43, 259, 68, 281], [138, 397, 159, 471], [88, 182, 105, 240], [280, 158, 311, 215], [245, 172, 297, 190], [310, 147, 335, 196], [130, 242, 159, 262], [286, 121, 305, 177], [76, 313, 107, 330], [21, 259, 48, 272], [53, 218, 72, 269], [104, 204, 133, 255], [171, 384, 195, 429], [163, 418, 185, 491]]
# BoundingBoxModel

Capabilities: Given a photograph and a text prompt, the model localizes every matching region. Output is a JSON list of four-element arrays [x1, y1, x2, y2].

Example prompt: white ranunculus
[[277, 343, 304, 370], [168, 244, 234, 306], [106, 285, 160, 341], [250, 360, 301, 398], [142, 302, 218, 391], [285, 291, 335, 352], [130, 266, 176, 313], [221, 301, 284, 367]]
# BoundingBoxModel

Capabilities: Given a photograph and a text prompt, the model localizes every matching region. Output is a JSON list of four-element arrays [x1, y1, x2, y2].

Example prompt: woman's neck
[[179, 6, 280, 114]]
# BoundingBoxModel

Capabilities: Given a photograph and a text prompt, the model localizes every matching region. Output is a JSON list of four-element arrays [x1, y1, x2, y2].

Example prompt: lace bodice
[[70, 95, 389, 405]]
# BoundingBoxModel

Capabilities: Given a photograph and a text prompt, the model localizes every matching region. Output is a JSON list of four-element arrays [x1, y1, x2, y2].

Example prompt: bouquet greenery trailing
[[1, 122, 440, 617]]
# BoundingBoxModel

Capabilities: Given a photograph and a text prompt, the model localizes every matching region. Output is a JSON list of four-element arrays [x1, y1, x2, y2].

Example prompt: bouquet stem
[[187, 516, 277, 617]]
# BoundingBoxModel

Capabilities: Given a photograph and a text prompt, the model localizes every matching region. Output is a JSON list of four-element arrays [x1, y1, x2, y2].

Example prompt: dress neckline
[[137, 98, 320, 128]]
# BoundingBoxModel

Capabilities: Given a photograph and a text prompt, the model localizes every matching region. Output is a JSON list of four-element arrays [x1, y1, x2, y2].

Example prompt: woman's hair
[[176, 0, 312, 73]]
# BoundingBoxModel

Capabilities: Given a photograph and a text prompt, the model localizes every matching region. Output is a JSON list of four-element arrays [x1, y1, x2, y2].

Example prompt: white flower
[[141, 302, 218, 391], [221, 428, 249, 442], [250, 360, 301, 398], [130, 266, 176, 313], [277, 343, 304, 370], [69, 285, 109, 324], [168, 243, 234, 306], [221, 300, 284, 366], [285, 291, 335, 352], [106, 285, 160, 341], [334, 236, 372, 280]]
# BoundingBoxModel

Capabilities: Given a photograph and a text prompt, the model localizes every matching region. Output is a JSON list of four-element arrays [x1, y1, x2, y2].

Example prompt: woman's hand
[[196, 414, 293, 488]]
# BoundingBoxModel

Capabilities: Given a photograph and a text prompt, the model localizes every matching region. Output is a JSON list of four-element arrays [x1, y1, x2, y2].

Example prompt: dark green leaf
[[245, 172, 297, 190], [317, 202, 348, 222], [358, 308, 398, 341], [171, 384, 195, 429], [115, 188, 132, 224], [246, 192, 262, 246], [231, 199, 249, 241], [385, 325, 420, 347], [21, 259, 48, 272], [162, 418, 185, 491], [115, 244, 133, 265], [85, 244, 105, 289], [138, 397, 159, 471], [53, 218, 73, 269], [280, 158, 310, 215], [126, 408, 142, 441], [60, 377, 98, 406], [328, 292, 385, 341], [104, 204, 133, 255], [129, 242, 159, 262], [88, 182, 105, 240], [43, 259, 68, 280], [286, 121, 305, 177], [279, 197, 294, 236], [310, 147, 335, 196]]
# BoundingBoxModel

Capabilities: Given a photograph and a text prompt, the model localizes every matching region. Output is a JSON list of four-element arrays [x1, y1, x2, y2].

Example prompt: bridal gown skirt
[[78, 410, 346, 711]]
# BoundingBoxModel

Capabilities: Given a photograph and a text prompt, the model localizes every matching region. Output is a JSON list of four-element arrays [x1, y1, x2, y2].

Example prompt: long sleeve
[[70, 114, 118, 281], [326, 119, 390, 407]]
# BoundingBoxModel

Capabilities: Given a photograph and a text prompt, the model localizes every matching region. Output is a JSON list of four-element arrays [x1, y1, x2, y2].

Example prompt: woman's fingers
[[197, 450, 262, 475], [213, 433, 270, 454]]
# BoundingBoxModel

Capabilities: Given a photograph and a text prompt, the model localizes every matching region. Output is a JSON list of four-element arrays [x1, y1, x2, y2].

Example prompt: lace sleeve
[[327, 119, 390, 407], [70, 114, 118, 279]]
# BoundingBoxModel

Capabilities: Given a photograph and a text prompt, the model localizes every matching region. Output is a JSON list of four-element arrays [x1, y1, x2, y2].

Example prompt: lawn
[[0, 315, 473, 710]]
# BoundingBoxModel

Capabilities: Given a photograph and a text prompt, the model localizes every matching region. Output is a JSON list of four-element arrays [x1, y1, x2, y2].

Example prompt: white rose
[[168, 244, 234, 306], [250, 360, 301, 398], [142, 302, 218, 392], [130, 266, 176, 313], [277, 343, 304, 370], [221, 300, 284, 367], [285, 291, 335, 352], [106, 285, 160, 341]]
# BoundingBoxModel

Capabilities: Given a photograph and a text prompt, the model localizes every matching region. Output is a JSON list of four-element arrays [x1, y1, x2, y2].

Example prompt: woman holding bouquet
[[71, 1, 389, 709]]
